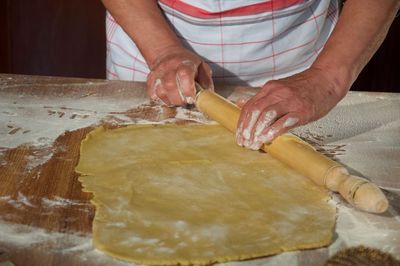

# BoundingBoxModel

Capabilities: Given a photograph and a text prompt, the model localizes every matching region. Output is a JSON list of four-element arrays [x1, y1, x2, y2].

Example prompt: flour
[[242, 110, 260, 140], [120, 235, 160, 246], [157, 247, 175, 254], [297, 92, 400, 144], [132, 107, 214, 126], [0, 193, 89, 211], [0, 96, 142, 149], [175, 220, 188, 231], [0, 91, 212, 154], [41, 196, 90, 208], [0, 220, 132, 266], [1, 80, 400, 265], [329, 197, 400, 258], [0, 220, 67, 247], [0, 196, 23, 209], [16, 192, 36, 208], [199, 225, 227, 241], [0, 192, 37, 209], [174, 106, 215, 124], [24, 146, 55, 172], [1, 198, 399, 265], [292, 92, 400, 187], [0, 87, 150, 175]]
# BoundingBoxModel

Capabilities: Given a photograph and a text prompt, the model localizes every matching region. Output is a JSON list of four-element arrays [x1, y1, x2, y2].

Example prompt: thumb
[[196, 62, 214, 91]]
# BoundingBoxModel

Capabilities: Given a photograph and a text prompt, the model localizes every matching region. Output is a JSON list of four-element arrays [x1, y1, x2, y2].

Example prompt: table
[[0, 74, 399, 266]]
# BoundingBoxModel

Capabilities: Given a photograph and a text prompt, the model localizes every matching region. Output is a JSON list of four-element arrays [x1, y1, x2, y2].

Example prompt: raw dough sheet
[[76, 124, 336, 265]]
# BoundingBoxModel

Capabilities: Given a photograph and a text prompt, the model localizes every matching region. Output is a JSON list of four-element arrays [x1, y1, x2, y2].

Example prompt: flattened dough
[[76, 124, 336, 265]]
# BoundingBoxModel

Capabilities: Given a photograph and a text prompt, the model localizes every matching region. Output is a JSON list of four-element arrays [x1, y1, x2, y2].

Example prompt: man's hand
[[146, 46, 213, 106], [102, 0, 213, 106], [237, 0, 400, 150], [236, 67, 344, 150]]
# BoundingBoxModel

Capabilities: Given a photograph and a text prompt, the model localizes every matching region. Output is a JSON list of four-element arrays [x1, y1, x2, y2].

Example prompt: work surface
[[0, 74, 399, 266]]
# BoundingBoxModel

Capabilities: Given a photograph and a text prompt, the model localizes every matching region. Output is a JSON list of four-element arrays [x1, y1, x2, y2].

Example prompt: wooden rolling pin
[[195, 88, 388, 214]]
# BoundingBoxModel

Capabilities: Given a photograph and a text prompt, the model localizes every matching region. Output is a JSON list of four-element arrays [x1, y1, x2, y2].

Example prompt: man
[[103, 0, 399, 150]]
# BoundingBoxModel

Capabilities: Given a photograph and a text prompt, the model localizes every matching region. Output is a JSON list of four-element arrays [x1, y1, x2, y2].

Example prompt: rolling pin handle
[[325, 167, 388, 213]]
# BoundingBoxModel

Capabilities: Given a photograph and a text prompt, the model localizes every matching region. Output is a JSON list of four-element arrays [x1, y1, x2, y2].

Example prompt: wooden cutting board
[[0, 74, 184, 265], [1, 74, 400, 266]]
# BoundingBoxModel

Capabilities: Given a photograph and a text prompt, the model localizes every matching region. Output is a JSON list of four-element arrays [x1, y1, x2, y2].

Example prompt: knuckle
[[277, 86, 295, 97], [265, 86, 295, 102], [202, 62, 213, 75], [294, 100, 315, 121], [169, 95, 183, 106], [156, 86, 167, 97], [162, 77, 176, 91], [164, 81, 175, 91], [177, 66, 194, 80], [242, 101, 255, 113]]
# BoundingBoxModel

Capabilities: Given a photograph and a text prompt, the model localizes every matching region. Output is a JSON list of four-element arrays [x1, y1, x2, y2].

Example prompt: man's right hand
[[146, 46, 214, 106]]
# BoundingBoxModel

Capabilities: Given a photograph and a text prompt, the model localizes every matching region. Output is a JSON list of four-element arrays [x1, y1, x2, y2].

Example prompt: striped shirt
[[106, 0, 339, 86]]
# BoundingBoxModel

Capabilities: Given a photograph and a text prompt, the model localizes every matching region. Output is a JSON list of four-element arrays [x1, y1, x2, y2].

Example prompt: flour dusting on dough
[[0, 220, 131, 265]]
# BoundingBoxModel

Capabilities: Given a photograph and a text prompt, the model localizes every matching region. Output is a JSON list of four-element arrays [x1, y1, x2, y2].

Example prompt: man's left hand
[[236, 67, 345, 150]]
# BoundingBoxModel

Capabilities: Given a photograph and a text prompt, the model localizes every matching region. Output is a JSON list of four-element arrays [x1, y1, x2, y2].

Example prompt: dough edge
[[76, 124, 337, 266]]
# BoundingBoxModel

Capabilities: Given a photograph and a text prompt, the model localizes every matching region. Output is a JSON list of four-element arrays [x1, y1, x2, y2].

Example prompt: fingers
[[160, 72, 186, 106], [147, 59, 213, 106], [146, 72, 158, 101], [147, 74, 171, 105], [235, 89, 276, 147], [236, 69, 341, 150], [237, 98, 303, 150], [197, 62, 214, 91], [250, 113, 301, 150], [236, 97, 251, 108], [236, 109, 261, 148], [237, 101, 281, 150], [176, 61, 197, 104], [154, 79, 171, 106]]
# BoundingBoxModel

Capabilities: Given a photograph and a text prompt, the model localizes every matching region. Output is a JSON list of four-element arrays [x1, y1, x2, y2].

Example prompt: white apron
[[106, 0, 339, 86]]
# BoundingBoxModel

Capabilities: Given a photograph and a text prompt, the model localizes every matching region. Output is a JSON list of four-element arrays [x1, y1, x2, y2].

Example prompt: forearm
[[312, 0, 400, 97], [102, 0, 182, 67]]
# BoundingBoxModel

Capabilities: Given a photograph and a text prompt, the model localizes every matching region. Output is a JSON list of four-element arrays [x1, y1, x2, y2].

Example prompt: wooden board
[[0, 74, 399, 266]]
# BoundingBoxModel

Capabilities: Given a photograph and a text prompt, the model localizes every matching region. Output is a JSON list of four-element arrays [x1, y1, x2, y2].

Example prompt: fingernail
[[185, 96, 195, 104], [249, 141, 262, 151], [283, 117, 299, 128], [181, 60, 197, 73], [243, 139, 250, 148], [181, 60, 194, 65], [151, 79, 162, 100], [236, 122, 244, 144], [254, 110, 277, 137], [243, 111, 260, 140], [154, 78, 161, 89], [258, 128, 277, 144], [237, 134, 244, 146], [175, 75, 185, 102]]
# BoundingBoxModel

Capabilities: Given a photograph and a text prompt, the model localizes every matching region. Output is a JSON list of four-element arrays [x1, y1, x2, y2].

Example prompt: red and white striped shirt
[[106, 0, 339, 86]]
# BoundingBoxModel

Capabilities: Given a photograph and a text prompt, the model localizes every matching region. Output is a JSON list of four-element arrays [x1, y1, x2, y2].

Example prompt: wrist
[[147, 45, 192, 70], [311, 60, 353, 99]]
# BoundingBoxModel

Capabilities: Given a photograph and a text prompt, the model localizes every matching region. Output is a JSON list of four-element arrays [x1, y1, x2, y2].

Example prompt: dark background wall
[[0, 0, 106, 79], [0, 0, 399, 92]]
